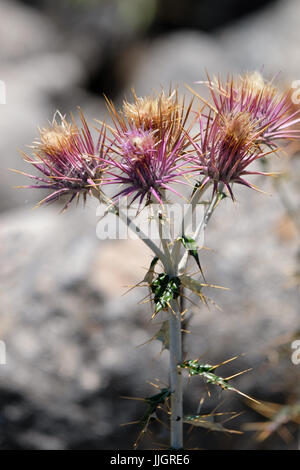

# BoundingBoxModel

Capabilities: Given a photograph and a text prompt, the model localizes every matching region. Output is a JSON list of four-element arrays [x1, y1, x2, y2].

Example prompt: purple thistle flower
[[16, 109, 106, 210], [104, 127, 191, 205], [101, 92, 195, 205], [189, 110, 275, 199], [196, 71, 300, 150]]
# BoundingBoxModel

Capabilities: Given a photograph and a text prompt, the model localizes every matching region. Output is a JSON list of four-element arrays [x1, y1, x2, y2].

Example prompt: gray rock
[[218, 0, 300, 80], [122, 30, 232, 97], [0, 0, 58, 63]]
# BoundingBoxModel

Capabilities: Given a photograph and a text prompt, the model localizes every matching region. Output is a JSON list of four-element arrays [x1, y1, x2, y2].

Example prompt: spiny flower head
[[17, 110, 106, 210], [189, 110, 274, 199], [199, 71, 300, 150], [104, 127, 190, 205], [105, 88, 193, 152], [102, 91, 195, 205]]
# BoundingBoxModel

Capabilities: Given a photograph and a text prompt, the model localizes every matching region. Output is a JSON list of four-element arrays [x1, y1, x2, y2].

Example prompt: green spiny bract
[[150, 273, 181, 313], [134, 388, 171, 449], [180, 359, 259, 403]]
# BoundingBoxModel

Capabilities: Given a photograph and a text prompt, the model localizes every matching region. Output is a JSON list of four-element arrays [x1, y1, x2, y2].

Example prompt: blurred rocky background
[[0, 0, 300, 450]]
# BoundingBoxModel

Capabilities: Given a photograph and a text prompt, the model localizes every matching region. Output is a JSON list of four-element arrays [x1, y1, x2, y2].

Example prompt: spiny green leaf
[[134, 388, 171, 449], [180, 359, 258, 403], [150, 273, 181, 313], [180, 235, 205, 280]]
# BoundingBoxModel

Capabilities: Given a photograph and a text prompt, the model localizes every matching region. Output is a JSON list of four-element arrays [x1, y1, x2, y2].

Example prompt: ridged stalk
[[169, 299, 183, 449]]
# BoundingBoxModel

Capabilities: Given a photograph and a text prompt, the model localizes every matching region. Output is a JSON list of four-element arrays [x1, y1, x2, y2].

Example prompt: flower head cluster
[[18, 110, 106, 210], [17, 73, 300, 209]]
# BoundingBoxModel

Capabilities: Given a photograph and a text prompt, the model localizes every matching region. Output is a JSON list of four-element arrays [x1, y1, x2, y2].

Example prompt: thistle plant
[[15, 72, 300, 449]]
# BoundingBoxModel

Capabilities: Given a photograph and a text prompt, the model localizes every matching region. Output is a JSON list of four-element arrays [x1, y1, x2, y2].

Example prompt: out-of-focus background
[[0, 0, 300, 450]]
